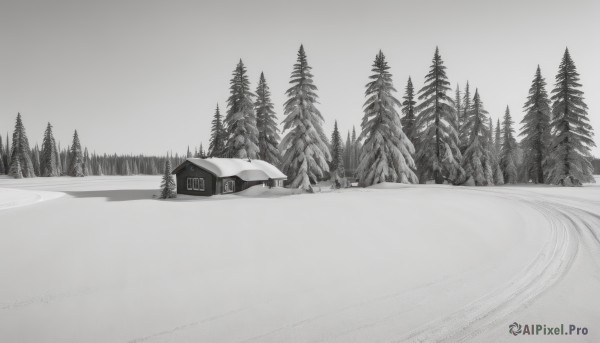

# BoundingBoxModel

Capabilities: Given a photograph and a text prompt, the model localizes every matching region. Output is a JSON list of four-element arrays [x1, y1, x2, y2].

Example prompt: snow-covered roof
[[173, 158, 286, 181]]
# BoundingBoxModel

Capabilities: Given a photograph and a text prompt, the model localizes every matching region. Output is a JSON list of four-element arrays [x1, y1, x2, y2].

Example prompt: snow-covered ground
[[0, 176, 599, 342]]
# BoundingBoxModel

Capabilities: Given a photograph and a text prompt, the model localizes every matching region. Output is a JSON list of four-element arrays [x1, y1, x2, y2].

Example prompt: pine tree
[[40, 123, 58, 177], [344, 131, 352, 175], [186, 146, 191, 158], [546, 48, 595, 185], [329, 120, 345, 182], [415, 47, 463, 184], [400, 77, 417, 143], [223, 59, 259, 159], [68, 130, 84, 177], [208, 104, 226, 157], [9, 113, 35, 178], [83, 148, 91, 176], [489, 118, 504, 185], [520, 66, 551, 183], [255, 72, 281, 165], [500, 106, 518, 184], [352, 126, 361, 173], [0, 134, 5, 175], [462, 90, 493, 185], [32, 145, 40, 176], [454, 84, 462, 143], [54, 140, 62, 176], [280, 45, 331, 190], [160, 159, 177, 199], [459, 82, 472, 152], [356, 51, 417, 186]]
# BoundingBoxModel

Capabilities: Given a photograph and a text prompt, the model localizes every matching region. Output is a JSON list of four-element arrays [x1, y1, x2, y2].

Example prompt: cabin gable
[[175, 162, 215, 196]]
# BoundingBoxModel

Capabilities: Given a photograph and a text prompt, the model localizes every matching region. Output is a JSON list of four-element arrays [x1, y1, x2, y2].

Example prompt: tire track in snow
[[390, 187, 594, 342]]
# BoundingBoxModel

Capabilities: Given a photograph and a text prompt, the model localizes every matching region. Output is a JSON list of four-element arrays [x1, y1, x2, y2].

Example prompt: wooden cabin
[[171, 158, 287, 196]]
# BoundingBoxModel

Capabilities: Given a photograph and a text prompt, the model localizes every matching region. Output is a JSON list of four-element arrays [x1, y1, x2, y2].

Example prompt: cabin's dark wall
[[175, 163, 215, 196]]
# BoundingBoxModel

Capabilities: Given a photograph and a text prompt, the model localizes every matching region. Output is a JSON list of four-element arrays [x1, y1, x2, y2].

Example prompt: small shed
[[171, 158, 287, 196]]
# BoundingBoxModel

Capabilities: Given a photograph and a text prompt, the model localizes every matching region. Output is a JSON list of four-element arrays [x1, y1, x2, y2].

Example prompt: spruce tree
[[344, 131, 352, 174], [415, 47, 463, 184], [280, 45, 331, 190], [160, 159, 177, 199], [520, 66, 551, 183], [500, 106, 518, 184], [459, 82, 472, 152], [546, 48, 595, 185], [83, 148, 90, 176], [68, 130, 84, 177], [462, 89, 493, 185], [489, 118, 504, 185], [208, 104, 226, 157], [255, 72, 281, 165], [0, 134, 5, 174], [54, 140, 62, 176], [40, 122, 59, 177], [400, 77, 417, 144], [223, 60, 259, 159], [356, 51, 417, 185], [9, 113, 35, 178], [329, 120, 345, 182]]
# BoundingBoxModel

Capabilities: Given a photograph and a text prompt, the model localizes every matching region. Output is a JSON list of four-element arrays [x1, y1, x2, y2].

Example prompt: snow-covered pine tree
[[519, 65, 551, 183], [9, 113, 35, 178], [462, 89, 493, 185], [223, 59, 259, 159], [32, 145, 41, 176], [352, 126, 362, 173], [280, 45, 331, 190], [68, 130, 84, 177], [54, 140, 62, 175], [160, 159, 176, 199], [500, 106, 518, 184], [40, 122, 58, 177], [255, 72, 281, 165], [459, 82, 472, 153], [208, 104, 226, 157], [489, 117, 504, 185], [0, 134, 4, 174], [356, 50, 417, 186], [415, 47, 463, 184], [329, 120, 345, 182], [454, 84, 462, 143], [83, 148, 91, 176], [400, 77, 417, 144], [343, 131, 352, 174], [546, 48, 595, 185]]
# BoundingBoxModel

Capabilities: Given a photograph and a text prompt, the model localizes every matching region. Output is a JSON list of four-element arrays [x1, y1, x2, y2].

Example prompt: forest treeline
[[2, 46, 597, 188]]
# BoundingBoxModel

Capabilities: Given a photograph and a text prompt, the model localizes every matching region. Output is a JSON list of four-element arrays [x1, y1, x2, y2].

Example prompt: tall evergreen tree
[[32, 145, 41, 176], [500, 106, 518, 184], [459, 82, 472, 152], [280, 45, 331, 190], [160, 159, 177, 199], [546, 48, 595, 185], [255, 72, 281, 165], [415, 47, 463, 184], [462, 89, 493, 185], [208, 104, 226, 157], [489, 117, 504, 185], [356, 51, 417, 185], [223, 59, 259, 159], [40, 122, 59, 177], [0, 133, 5, 174], [344, 131, 352, 174], [329, 120, 345, 182], [9, 113, 35, 178], [68, 130, 84, 177], [519, 66, 551, 183], [83, 148, 91, 176], [400, 77, 417, 143]]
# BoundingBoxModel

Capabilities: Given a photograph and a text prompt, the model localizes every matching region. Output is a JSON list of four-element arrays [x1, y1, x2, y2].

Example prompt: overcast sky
[[1, 0, 598, 156]]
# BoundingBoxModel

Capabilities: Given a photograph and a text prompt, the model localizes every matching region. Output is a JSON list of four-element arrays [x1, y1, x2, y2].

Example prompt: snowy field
[[0, 176, 599, 342]]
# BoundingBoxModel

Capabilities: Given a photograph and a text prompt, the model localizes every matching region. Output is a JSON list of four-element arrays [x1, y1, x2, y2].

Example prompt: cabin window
[[187, 178, 193, 190], [223, 179, 235, 193], [193, 178, 205, 191]]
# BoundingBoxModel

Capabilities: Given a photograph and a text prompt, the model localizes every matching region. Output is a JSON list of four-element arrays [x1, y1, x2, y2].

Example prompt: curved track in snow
[[395, 186, 599, 343]]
